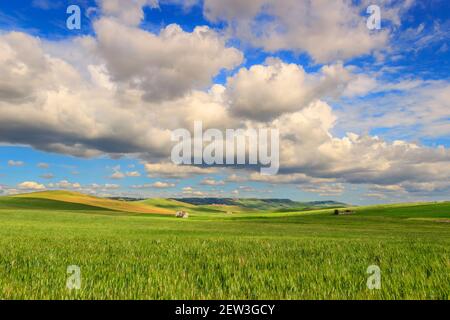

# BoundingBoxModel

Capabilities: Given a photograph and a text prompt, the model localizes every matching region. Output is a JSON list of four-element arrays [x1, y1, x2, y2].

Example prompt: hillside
[[10, 191, 172, 214], [350, 201, 450, 219], [2, 191, 448, 219], [0, 191, 349, 215], [170, 197, 348, 212], [140, 198, 241, 214]]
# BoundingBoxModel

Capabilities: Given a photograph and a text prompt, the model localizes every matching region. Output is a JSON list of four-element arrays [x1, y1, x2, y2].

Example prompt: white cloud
[[94, 18, 243, 102], [18, 181, 46, 190], [203, 0, 392, 62], [226, 59, 313, 121], [97, 0, 203, 26], [238, 100, 450, 191], [48, 180, 81, 189], [8, 160, 24, 167], [103, 183, 120, 190], [86, 183, 120, 190], [226, 59, 364, 121], [145, 162, 217, 178], [182, 186, 205, 197], [110, 171, 125, 180], [109, 166, 141, 179], [131, 181, 176, 189], [98, 0, 158, 25], [151, 181, 176, 189], [200, 178, 225, 186], [0, 27, 240, 158], [246, 172, 334, 185], [126, 171, 141, 177], [299, 183, 345, 197]]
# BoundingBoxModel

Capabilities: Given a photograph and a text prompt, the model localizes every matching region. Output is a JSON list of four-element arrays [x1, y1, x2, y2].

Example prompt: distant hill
[[10, 191, 172, 214], [170, 198, 348, 212], [1, 191, 448, 220], [108, 196, 146, 202], [0, 191, 348, 215]]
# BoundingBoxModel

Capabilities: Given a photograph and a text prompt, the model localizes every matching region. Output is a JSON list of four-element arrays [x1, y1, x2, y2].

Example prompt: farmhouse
[[334, 209, 355, 215], [175, 211, 189, 218]]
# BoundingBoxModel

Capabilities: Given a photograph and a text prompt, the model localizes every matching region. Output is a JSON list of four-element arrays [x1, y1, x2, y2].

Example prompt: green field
[[0, 191, 449, 299]]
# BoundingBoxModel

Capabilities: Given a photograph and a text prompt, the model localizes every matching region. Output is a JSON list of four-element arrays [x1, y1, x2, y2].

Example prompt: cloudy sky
[[0, 0, 449, 204]]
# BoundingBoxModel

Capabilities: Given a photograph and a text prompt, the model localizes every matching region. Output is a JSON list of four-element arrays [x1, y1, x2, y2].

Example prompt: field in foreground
[[0, 192, 449, 299]]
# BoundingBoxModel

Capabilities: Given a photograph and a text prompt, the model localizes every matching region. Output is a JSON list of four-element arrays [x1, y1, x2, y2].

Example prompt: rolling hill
[[9, 191, 172, 214], [1, 191, 448, 220], [139, 198, 242, 214], [170, 197, 348, 212], [1, 191, 349, 215]]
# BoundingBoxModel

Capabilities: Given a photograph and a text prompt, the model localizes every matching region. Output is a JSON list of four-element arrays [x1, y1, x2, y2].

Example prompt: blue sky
[[0, 0, 449, 204]]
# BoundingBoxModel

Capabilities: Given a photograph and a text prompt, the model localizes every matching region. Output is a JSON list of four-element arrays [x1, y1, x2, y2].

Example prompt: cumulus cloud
[[243, 172, 334, 185], [145, 162, 217, 178], [48, 180, 81, 189], [94, 18, 243, 102], [97, 0, 203, 26], [102, 183, 121, 190], [200, 178, 225, 186], [226, 59, 314, 121], [42, 181, 121, 194], [131, 182, 176, 189], [223, 99, 450, 193], [203, 0, 395, 62], [277, 102, 450, 183], [86, 183, 120, 190], [226, 59, 366, 121], [18, 181, 46, 190], [98, 0, 159, 25], [110, 171, 125, 180], [182, 186, 206, 197], [0, 1, 448, 201], [126, 171, 141, 177], [151, 181, 176, 189], [0, 23, 242, 158], [368, 180, 450, 197], [299, 183, 345, 197]]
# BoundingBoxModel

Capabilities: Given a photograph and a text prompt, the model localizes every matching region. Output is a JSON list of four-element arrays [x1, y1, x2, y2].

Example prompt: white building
[[175, 211, 189, 218]]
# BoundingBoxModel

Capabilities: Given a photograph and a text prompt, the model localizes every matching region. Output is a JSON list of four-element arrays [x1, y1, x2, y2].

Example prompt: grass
[[0, 192, 448, 300]]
